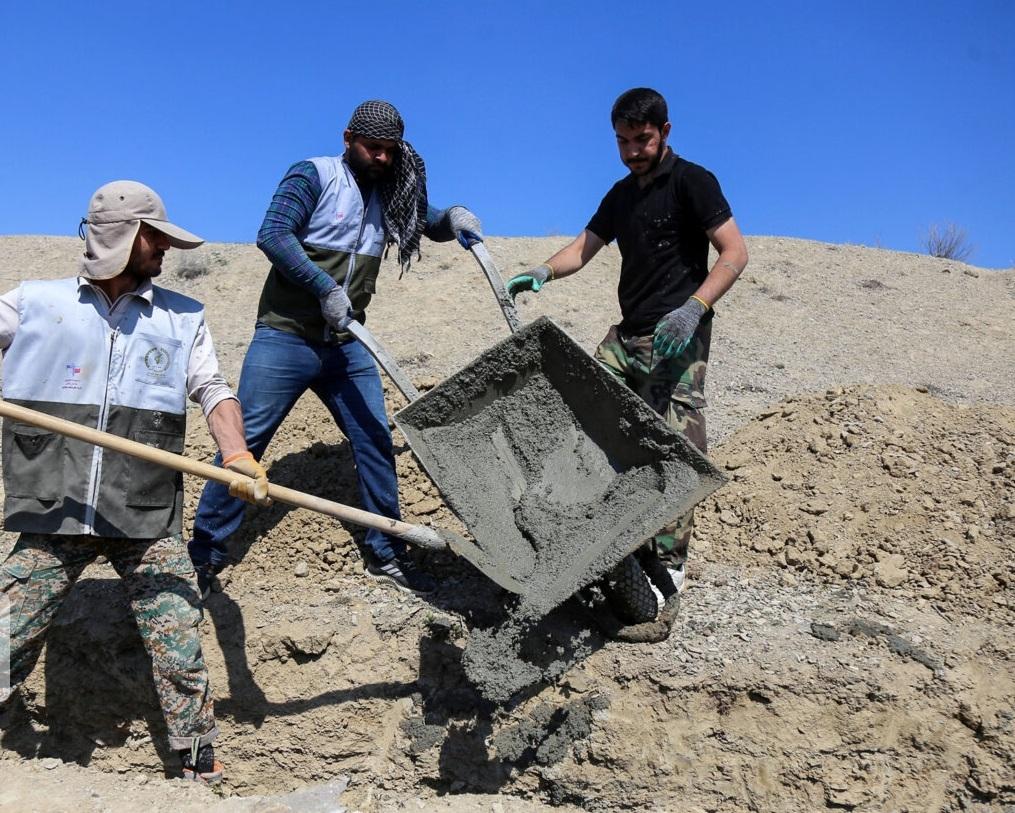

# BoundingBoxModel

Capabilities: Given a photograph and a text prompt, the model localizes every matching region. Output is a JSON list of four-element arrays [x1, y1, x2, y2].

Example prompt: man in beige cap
[[0, 180, 269, 783]]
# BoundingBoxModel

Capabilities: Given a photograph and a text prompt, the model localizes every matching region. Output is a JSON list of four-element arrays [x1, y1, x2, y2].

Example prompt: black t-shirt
[[586, 151, 732, 336]]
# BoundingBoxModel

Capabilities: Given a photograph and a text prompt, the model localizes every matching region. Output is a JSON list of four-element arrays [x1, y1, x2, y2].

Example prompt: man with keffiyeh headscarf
[[188, 100, 482, 597]]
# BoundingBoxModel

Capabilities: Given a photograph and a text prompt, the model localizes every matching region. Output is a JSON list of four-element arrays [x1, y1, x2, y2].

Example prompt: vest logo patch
[[134, 333, 182, 389], [63, 363, 82, 390], [144, 346, 171, 374]]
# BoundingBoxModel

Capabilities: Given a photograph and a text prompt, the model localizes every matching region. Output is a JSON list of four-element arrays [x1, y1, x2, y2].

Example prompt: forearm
[[693, 252, 746, 307], [205, 398, 248, 461], [695, 218, 748, 307], [544, 229, 605, 280], [423, 204, 455, 243]]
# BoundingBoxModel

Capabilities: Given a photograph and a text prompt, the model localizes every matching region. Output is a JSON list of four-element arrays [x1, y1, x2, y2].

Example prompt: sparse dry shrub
[[923, 223, 974, 262], [175, 256, 210, 280]]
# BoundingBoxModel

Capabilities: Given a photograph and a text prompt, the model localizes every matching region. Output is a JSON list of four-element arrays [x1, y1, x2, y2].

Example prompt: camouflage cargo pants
[[0, 533, 217, 750], [594, 323, 710, 568]]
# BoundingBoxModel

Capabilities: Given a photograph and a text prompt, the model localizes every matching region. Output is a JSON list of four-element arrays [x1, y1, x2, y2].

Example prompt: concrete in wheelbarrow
[[396, 316, 726, 620]]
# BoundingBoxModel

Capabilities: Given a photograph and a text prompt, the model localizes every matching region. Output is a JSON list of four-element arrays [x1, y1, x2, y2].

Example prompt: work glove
[[653, 297, 708, 361], [320, 285, 353, 331], [506, 264, 553, 299], [223, 451, 271, 507], [445, 206, 483, 249]]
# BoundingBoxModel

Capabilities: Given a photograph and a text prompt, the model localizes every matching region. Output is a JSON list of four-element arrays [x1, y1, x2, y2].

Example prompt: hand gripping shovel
[[0, 399, 460, 552]]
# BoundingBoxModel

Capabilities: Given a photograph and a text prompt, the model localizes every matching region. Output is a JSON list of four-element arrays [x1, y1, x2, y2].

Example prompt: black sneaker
[[179, 742, 224, 785], [194, 563, 220, 602], [366, 554, 436, 595]]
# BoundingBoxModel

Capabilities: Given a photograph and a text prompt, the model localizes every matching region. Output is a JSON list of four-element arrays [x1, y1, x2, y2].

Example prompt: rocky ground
[[0, 235, 1012, 811]]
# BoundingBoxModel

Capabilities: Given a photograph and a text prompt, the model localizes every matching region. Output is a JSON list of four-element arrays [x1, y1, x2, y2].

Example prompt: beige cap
[[79, 180, 204, 280]]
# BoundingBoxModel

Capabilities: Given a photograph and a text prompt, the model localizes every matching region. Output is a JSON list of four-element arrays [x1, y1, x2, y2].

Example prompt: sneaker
[[194, 563, 220, 603], [365, 554, 436, 595], [179, 742, 224, 785]]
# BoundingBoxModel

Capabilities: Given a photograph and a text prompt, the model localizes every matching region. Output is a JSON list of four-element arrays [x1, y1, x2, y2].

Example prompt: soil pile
[[697, 384, 1015, 619], [0, 235, 1013, 811], [3, 384, 1012, 812]]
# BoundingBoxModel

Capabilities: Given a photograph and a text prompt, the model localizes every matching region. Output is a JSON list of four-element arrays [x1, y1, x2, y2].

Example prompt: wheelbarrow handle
[[468, 242, 522, 335], [0, 399, 446, 550], [344, 320, 421, 403]]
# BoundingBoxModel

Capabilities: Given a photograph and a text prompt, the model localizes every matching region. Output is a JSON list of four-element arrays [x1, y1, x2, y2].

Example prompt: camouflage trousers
[[0, 533, 217, 750], [594, 323, 710, 568]]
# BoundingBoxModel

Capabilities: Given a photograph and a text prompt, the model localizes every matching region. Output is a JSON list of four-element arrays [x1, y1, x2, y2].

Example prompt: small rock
[[807, 528, 830, 554], [874, 554, 908, 588], [810, 622, 840, 642], [412, 497, 443, 515], [41, 758, 60, 770], [723, 452, 751, 470], [564, 670, 593, 693], [294, 561, 310, 578], [719, 509, 741, 526]]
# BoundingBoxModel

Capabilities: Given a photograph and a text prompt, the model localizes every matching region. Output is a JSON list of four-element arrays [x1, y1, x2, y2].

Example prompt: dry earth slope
[[0, 234, 1012, 812]]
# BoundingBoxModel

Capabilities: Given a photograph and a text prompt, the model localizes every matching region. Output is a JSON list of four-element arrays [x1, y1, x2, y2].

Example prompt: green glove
[[506, 264, 553, 300], [653, 297, 708, 360]]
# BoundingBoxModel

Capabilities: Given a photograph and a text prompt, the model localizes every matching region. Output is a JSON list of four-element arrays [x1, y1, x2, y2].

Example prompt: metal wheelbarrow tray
[[395, 315, 726, 619]]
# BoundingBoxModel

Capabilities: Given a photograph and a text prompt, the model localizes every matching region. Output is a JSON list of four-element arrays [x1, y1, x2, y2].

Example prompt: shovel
[[0, 399, 462, 553]]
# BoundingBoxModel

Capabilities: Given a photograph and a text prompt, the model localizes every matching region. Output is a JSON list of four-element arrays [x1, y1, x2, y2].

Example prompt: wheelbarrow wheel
[[601, 553, 657, 624]]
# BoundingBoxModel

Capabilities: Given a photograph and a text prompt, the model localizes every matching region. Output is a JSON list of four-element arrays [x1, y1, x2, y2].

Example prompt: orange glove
[[223, 451, 271, 506]]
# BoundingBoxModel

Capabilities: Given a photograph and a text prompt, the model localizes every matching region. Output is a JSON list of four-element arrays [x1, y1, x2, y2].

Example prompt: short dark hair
[[611, 88, 668, 130]]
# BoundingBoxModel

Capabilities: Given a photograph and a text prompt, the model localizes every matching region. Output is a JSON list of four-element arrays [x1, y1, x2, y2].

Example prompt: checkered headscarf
[[347, 100, 428, 273]]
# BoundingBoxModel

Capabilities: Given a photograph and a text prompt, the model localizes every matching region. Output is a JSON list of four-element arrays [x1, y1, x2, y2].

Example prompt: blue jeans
[[189, 324, 403, 569]]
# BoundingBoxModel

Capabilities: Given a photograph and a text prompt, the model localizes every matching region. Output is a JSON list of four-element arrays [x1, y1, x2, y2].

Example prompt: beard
[[347, 148, 392, 181], [627, 145, 666, 176], [125, 252, 164, 280]]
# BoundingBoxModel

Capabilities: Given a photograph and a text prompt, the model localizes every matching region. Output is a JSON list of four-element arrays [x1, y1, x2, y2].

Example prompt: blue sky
[[1, 1, 1012, 268]]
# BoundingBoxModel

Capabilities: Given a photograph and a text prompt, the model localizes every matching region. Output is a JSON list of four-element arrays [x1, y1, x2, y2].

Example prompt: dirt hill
[[0, 235, 1012, 812]]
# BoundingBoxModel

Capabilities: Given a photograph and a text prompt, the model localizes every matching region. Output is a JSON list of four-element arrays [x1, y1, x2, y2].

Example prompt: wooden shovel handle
[[0, 399, 443, 547]]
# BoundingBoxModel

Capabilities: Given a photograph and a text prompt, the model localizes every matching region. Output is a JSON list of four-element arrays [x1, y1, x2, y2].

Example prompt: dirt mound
[[2, 232, 1014, 810], [4, 384, 1013, 811], [696, 384, 1015, 619]]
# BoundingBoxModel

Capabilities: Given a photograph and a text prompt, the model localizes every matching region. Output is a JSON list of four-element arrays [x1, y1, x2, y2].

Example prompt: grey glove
[[653, 297, 708, 360], [446, 206, 483, 242], [506, 264, 553, 299], [320, 285, 353, 331]]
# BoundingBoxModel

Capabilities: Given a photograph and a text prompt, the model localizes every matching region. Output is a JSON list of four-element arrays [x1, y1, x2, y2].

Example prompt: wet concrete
[[398, 318, 725, 618], [397, 318, 726, 700]]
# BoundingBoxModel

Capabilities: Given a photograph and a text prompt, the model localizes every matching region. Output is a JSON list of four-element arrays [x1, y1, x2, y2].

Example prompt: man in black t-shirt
[[507, 87, 748, 602]]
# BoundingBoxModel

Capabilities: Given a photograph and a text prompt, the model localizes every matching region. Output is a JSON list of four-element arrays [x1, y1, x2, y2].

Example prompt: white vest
[[2, 278, 202, 538], [301, 156, 386, 257]]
